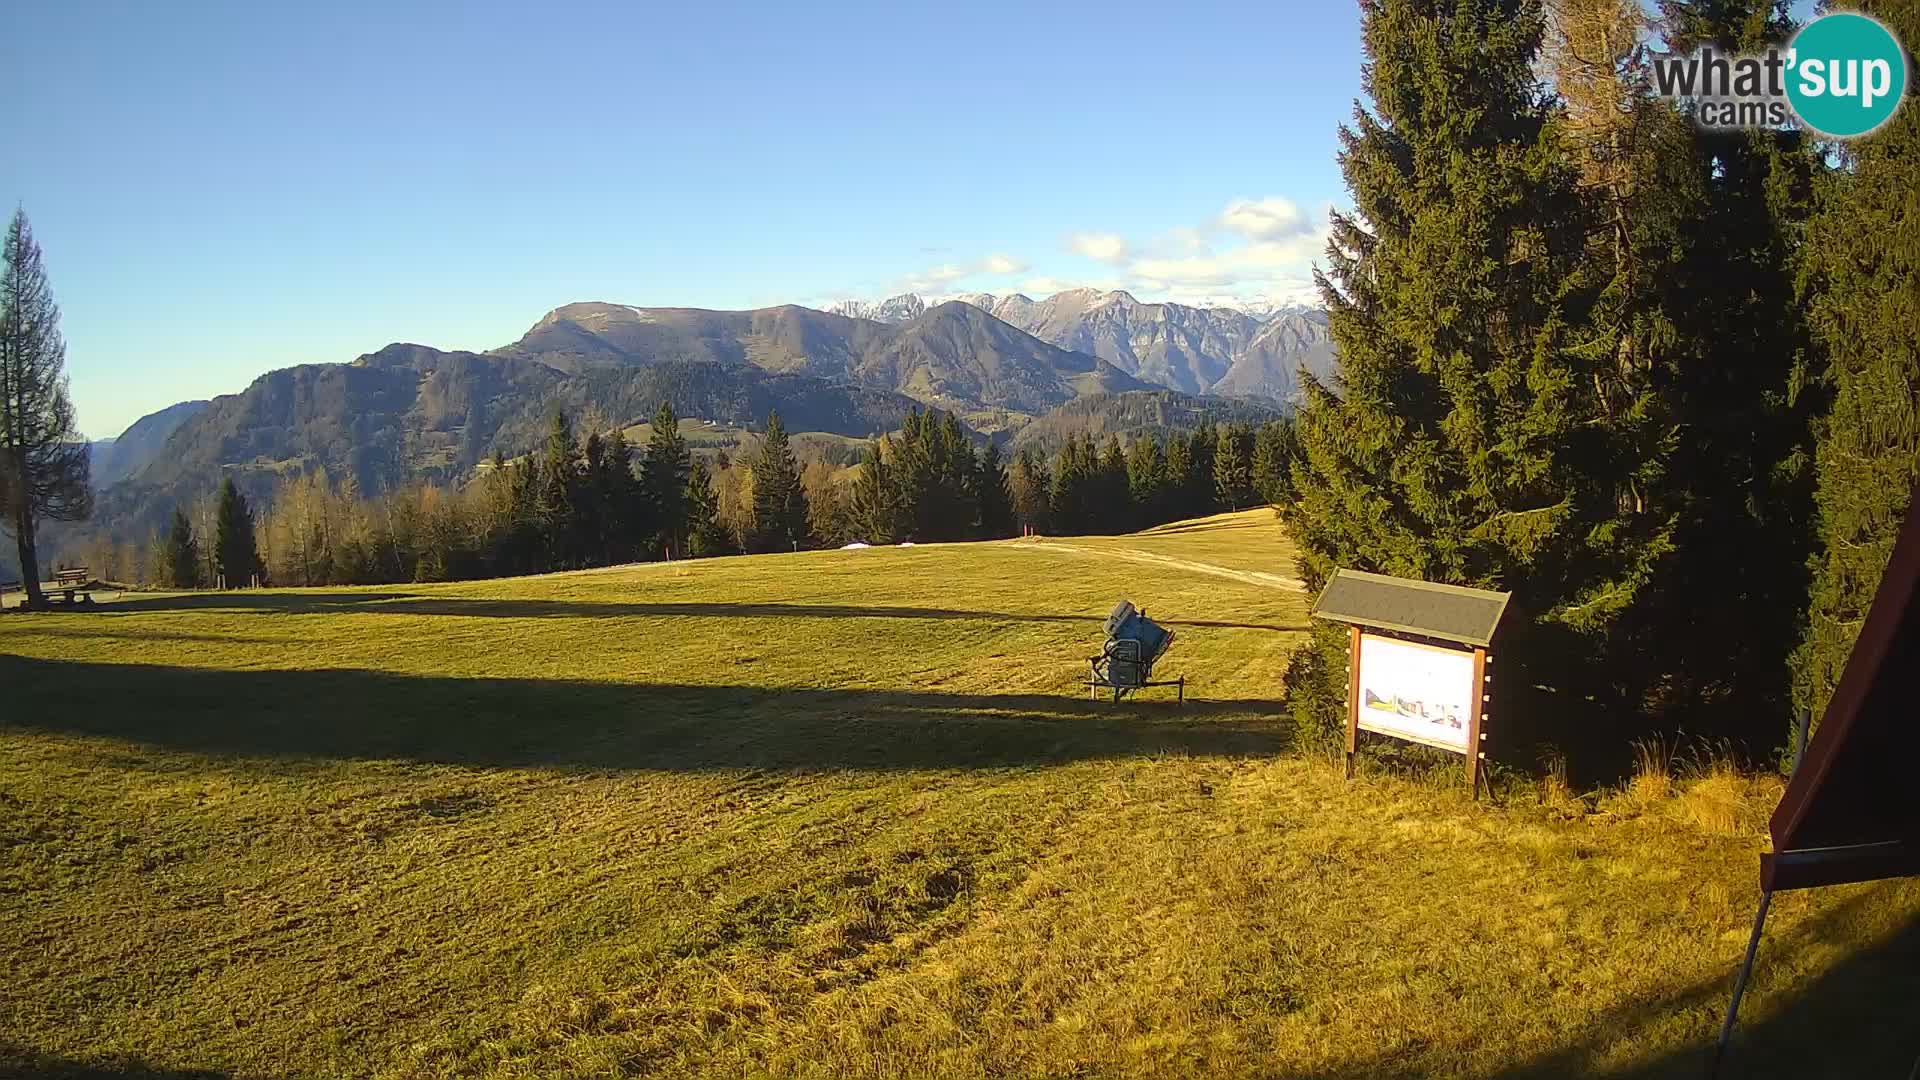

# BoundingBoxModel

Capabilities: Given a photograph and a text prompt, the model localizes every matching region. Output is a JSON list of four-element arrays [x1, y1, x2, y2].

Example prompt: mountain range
[[837, 289, 1337, 402], [86, 400, 208, 487], [73, 291, 1333, 546]]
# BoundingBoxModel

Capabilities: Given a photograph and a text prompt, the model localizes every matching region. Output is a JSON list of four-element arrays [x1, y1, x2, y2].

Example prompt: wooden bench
[[50, 566, 93, 605]]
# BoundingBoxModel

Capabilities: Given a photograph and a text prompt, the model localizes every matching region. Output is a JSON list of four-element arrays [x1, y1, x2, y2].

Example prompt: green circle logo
[[1786, 12, 1908, 138]]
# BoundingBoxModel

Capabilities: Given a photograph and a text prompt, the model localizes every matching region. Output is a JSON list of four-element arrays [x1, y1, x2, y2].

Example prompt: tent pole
[[1710, 888, 1773, 1079]]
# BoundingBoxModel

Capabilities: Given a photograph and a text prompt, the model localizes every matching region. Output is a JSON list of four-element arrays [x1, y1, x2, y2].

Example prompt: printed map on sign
[[1356, 633, 1475, 752]]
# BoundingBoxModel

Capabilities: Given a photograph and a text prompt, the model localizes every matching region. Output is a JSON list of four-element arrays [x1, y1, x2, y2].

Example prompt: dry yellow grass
[[2, 510, 1916, 1078]]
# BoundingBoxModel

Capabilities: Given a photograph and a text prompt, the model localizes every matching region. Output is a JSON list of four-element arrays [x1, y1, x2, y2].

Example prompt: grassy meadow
[[3, 511, 1917, 1078]]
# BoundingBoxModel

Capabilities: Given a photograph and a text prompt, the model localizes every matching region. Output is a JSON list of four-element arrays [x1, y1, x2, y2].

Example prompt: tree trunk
[[11, 463, 43, 609]]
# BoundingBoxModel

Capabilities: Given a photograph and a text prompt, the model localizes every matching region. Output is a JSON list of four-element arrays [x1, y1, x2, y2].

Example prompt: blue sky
[[7, 1, 1364, 437]]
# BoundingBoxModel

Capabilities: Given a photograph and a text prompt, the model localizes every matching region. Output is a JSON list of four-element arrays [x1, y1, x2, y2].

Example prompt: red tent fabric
[[1765, 477, 1920, 892]]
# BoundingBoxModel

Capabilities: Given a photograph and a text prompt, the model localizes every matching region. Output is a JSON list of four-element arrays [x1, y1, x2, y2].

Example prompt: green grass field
[[4, 511, 1917, 1079]]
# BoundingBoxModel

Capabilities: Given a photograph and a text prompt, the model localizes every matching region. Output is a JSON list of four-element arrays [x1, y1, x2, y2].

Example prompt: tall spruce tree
[[1282, 0, 1666, 752], [976, 441, 1015, 539], [1213, 422, 1257, 511], [940, 413, 979, 540], [577, 431, 609, 566], [1097, 436, 1129, 533], [1183, 423, 1218, 519], [213, 477, 260, 588], [749, 410, 808, 552], [1792, 0, 1920, 729], [1620, 0, 1817, 743], [536, 411, 581, 570], [0, 210, 90, 607], [165, 507, 200, 588], [1252, 420, 1296, 506], [1164, 434, 1194, 522], [643, 401, 691, 558], [1050, 436, 1092, 535], [1128, 434, 1167, 528], [685, 459, 738, 557], [849, 437, 899, 544], [597, 426, 640, 564]]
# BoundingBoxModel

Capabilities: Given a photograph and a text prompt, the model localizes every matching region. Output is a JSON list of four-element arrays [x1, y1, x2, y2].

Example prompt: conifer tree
[[643, 401, 691, 558], [1164, 433, 1194, 521], [165, 507, 200, 588], [536, 411, 581, 570], [685, 459, 738, 557], [1127, 433, 1167, 529], [940, 413, 978, 539], [892, 410, 934, 541], [577, 431, 609, 565], [802, 459, 849, 547], [597, 427, 639, 564], [1050, 436, 1092, 535], [976, 441, 1015, 539], [1281, 0, 1660, 746], [1213, 422, 1257, 511], [1601, 0, 1816, 740], [849, 437, 899, 544], [0, 210, 90, 607], [1793, 0, 1920, 727], [1252, 420, 1296, 506], [1184, 423, 1218, 519], [213, 477, 260, 588], [1098, 436, 1129, 533], [748, 410, 808, 552]]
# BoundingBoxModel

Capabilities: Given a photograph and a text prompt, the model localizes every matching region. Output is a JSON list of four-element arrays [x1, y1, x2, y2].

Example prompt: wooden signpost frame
[[1342, 624, 1492, 798]]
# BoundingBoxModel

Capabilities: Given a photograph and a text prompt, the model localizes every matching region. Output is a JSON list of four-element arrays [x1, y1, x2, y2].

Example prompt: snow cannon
[[1087, 600, 1184, 702]]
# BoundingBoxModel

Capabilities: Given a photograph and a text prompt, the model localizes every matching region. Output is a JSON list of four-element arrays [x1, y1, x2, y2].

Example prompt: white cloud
[[1150, 226, 1210, 256], [864, 196, 1333, 312], [1067, 232, 1130, 263], [1020, 276, 1072, 296], [899, 252, 1031, 292], [1019, 275, 1128, 297], [1217, 196, 1314, 240], [1130, 231, 1328, 288]]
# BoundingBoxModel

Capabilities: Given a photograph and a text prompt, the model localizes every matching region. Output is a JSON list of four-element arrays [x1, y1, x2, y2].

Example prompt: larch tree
[[1009, 448, 1050, 534], [0, 210, 91, 607]]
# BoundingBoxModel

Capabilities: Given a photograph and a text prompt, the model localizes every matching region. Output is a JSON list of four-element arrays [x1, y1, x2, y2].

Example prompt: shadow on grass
[[0, 655, 1290, 773], [1311, 883, 1920, 1080], [0, 1044, 242, 1079], [75, 592, 1307, 633]]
